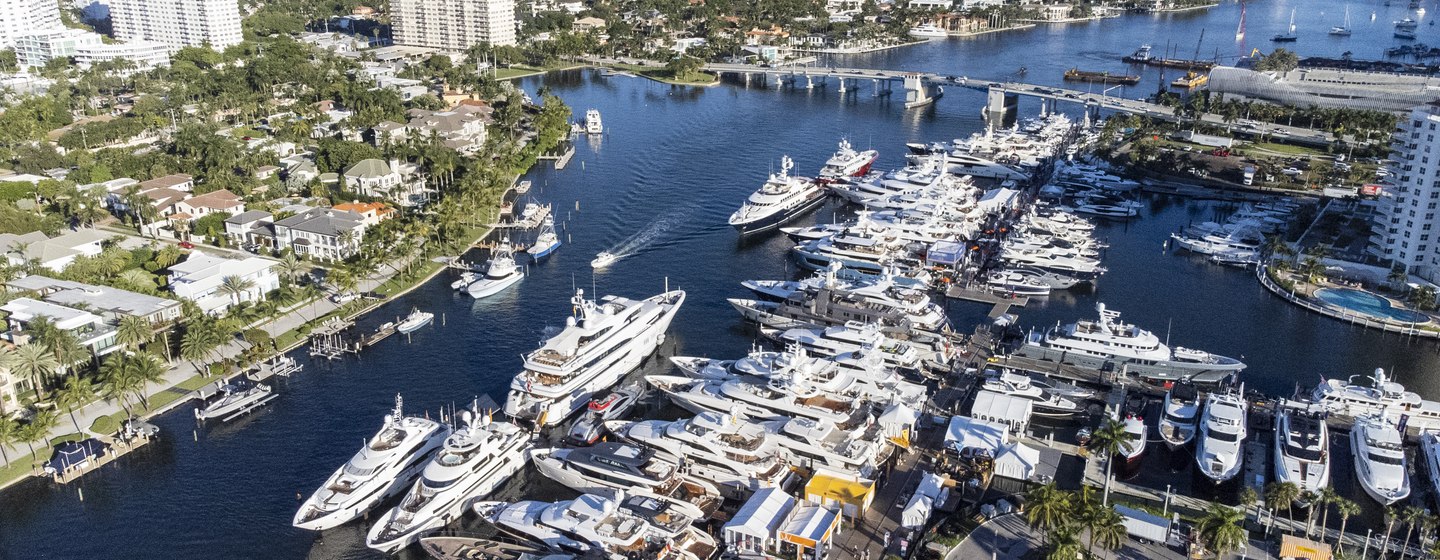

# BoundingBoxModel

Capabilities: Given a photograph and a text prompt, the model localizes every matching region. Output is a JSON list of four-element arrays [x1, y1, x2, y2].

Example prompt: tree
[[1333, 498, 1360, 552], [1399, 505, 1426, 560], [1381, 506, 1399, 560], [117, 315, 154, 352], [180, 320, 223, 371], [1087, 417, 1128, 500], [1023, 483, 1071, 546], [124, 352, 167, 409], [0, 414, 18, 463], [277, 252, 306, 287], [1045, 525, 1083, 560], [219, 274, 256, 306], [1265, 482, 1301, 527], [9, 343, 60, 401], [54, 375, 97, 434], [18, 409, 57, 459], [154, 244, 183, 268], [1408, 285, 1436, 311], [1314, 487, 1339, 540], [1197, 503, 1248, 559], [1086, 505, 1127, 557]]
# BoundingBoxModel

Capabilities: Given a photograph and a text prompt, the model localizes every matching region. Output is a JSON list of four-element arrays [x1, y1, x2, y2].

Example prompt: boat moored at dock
[[1350, 413, 1410, 505]]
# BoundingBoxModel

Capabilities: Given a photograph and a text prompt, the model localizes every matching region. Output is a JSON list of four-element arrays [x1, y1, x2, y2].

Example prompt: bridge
[[699, 62, 1336, 146]]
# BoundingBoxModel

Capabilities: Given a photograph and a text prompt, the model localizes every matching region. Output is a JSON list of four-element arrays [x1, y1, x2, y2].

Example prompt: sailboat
[[1273, 9, 1298, 42], [1331, 7, 1353, 35]]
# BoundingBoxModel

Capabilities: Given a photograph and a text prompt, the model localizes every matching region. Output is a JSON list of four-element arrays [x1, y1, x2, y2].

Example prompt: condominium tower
[[110, 0, 243, 51], [392, 0, 517, 49], [1370, 102, 1440, 282], [0, 0, 63, 48]]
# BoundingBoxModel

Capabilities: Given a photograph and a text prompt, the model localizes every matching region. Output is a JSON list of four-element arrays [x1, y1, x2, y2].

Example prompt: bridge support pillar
[[985, 87, 1019, 127], [902, 74, 933, 109], [838, 78, 847, 94], [805, 75, 815, 89]]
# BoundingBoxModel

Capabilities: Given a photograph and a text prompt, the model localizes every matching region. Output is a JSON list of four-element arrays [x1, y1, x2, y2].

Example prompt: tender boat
[[1273, 403, 1330, 501], [527, 216, 561, 260], [294, 395, 450, 531], [1195, 388, 1247, 484], [728, 155, 828, 235], [450, 271, 478, 290], [467, 240, 525, 299], [396, 308, 434, 334], [504, 289, 685, 427], [1158, 382, 1200, 449], [193, 380, 275, 422], [818, 139, 879, 180], [365, 407, 530, 553], [1016, 303, 1246, 384], [591, 252, 618, 268], [564, 384, 644, 446], [1350, 413, 1410, 505]]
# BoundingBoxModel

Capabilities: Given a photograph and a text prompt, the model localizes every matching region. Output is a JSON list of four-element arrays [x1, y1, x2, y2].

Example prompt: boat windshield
[[1208, 429, 1240, 442], [1368, 452, 1404, 466], [1283, 442, 1322, 462]]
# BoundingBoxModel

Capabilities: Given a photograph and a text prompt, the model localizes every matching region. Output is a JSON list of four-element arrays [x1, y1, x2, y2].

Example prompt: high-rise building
[[1370, 102, 1440, 281], [110, 0, 243, 52], [393, 0, 517, 50], [0, 0, 64, 48]]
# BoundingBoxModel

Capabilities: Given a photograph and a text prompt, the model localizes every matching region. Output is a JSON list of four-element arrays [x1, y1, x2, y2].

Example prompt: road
[[951, 513, 1287, 560]]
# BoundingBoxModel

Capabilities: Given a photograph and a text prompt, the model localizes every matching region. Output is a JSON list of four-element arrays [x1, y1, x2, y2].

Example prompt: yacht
[[564, 384, 643, 446], [980, 370, 1082, 417], [450, 271, 478, 291], [1272, 9, 1298, 41], [818, 139, 879, 180], [467, 240, 525, 298], [365, 408, 530, 553], [1309, 368, 1440, 431], [1330, 6, 1352, 35], [607, 411, 793, 494], [294, 395, 450, 531], [1421, 432, 1440, 509], [504, 289, 685, 427], [759, 415, 889, 476], [1119, 411, 1147, 467], [528, 215, 561, 260], [591, 252, 618, 268], [1016, 303, 1246, 384], [1000, 266, 1085, 290], [763, 321, 953, 374], [397, 308, 434, 334], [1350, 414, 1410, 505], [475, 490, 716, 560], [193, 380, 275, 422], [646, 374, 867, 427], [728, 156, 828, 235], [1071, 203, 1138, 219], [1273, 403, 1330, 500], [1194, 389, 1247, 484], [1158, 383, 1200, 449], [729, 274, 950, 334], [585, 109, 603, 134], [985, 271, 1053, 297], [908, 23, 948, 38], [529, 442, 722, 515]]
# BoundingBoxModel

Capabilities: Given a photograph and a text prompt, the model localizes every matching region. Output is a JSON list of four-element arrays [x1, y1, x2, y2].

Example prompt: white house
[[343, 159, 430, 206], [173, 189, 245, 220], [0, 228, 113, 272], [167, 252, 281, 314], [0, 297, 121, 358]]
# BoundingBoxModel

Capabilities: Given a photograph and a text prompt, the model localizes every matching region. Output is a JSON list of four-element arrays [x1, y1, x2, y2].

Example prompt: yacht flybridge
[[1016, 303, 1245, 384], [505, 289, 685, 427]]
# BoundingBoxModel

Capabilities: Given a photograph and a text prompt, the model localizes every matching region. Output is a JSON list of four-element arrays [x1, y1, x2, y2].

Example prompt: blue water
[[4, 1, 1440, 557], [1316, 287, 1431, 323]]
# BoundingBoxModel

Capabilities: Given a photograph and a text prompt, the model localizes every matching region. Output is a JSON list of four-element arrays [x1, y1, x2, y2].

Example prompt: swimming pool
[[1314, 288, 1431, 324]]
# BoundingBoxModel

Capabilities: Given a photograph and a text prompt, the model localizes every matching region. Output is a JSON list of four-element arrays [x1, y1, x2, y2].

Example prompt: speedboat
[[294, 395, 450, 531], [396, 308, 434, 334], [529, 442, 722, 516], [728, 155, 828, 235], [1158, 382, 1200, 449], [365, 407, 530, 553], [467, 240, 525, 298], [591, 252, 617, 268], [527, 215, 561, 260], [193, 380, 274, 422], [1350, 413, 1410, 505], [1016, 303, 1245, 384], [818, 139, 879, 180], [1273, 403, 1330, 500], [474, 489, 716, 560], [1194, 388, 1247, 484], [607, 411, 793, 493], [504, 289, 685, 427], [1119, 411, 1147, 466], [564, 384, 643, 446], [450, 271, 478, 290]]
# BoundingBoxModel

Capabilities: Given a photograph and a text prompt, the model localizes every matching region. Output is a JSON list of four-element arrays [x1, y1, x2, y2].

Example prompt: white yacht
[[1158, 383, 1200, 449], [607, 411, 793, 494], [1119, 411, 1147, 467], [980, 370, 1082, 417], [475, 489, 716, 560], [908, 23, 948, 38], [1350, 414, 1410, 505], [529, 442, 722, 516], [1421, 431, 1440, 509], [819, 139, 879, 180], [585, 109, 603, 134], [763, 322, 951, 374], [759, 415, 889, 476], [467, 240, 525, 299], [365, 408, 530, 553], [591, 252, 618, 268], [985, 271, 1053, 297], [728, 156, 828, 235], [396, 308, 434, 334], [193, 380, 275, 422], [505, 289, 684, 427], [729, 273, 950, 334], [1194, 389, 1247, 484], [1016, 303, 1246, 384], [646, 374, 865, 427], [527, 215, 561, 260], [1273, 403, 1330, 500], [294, 395, 450, 531], [1071, 202, 1138, 219], [1309, 368, 1440, 431], [564, 385, 643, 446]]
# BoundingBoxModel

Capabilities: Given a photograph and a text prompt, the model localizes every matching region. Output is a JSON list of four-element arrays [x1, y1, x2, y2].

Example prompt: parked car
[[178, 241, 195, 249]]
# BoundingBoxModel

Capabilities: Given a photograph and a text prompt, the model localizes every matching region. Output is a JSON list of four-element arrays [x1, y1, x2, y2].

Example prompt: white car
[[1282, 167, 1303, 176], [330, 292, 360, 304]]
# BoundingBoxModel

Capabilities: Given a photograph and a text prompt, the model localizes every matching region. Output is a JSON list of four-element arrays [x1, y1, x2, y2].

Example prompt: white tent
[[995, 442, 1063, 482], [944, 415, 1007, 454], [877, 403, 920, 439], [969, 390, 1033, 435], [976, 188, 1020, 213], [724, 487, 796, 554], [900, 493, 934, 529]]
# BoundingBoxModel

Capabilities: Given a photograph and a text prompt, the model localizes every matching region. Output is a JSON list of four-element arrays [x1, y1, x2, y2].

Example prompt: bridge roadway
[[700, 62, 1337, 146]]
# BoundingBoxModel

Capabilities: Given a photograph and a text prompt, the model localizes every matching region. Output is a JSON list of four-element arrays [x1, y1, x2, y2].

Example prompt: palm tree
[[10, 343, 59, 401], [219, 275, 257, 306], [1334, 498, 1360, 552], [1087, 505, 1127, 557], [116, 315, 153, 352], [124, 352, 167, 409], [0, 413, 19, 463], [1045, 525, 1083, 560], [1197, 503, 1248, 559], [154, 244, 183, 268], [99, 354, 137, 414], [1381, 506, 1400, 560], [1399, 505, 1426, 560], [1088, 417, 1128, 500], [180, 321, 222, 373], [54, 376, 97, 434], [19, 409, 57, 459], [117, 269, 156, 293], [1239, 486, 1260, 525], [1313, 487, 1338, 540], [1024, 483, 1072, 546], [1265, 481, 1302, 529], [277, 252, 306, 288], [1302, 491, 1321, 537]]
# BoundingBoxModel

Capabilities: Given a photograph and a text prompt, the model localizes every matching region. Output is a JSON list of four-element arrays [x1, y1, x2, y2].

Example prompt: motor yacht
[[985, 271, 1053, 297], [1071, 203, 1137, 219], [1016, 303, 1246, 384], [505, 289, 685, 427], [728, 155, 828, 235], [1273, 403, 1330, 500], [365, 408, 530, 553], [729, 274, 950, 334], [759, 415, 889, 476], [1119, 411, 1147, 466], [528, 215, 561, 260], [193, 380, 275, 422], [1309, 368, 1440, 431], [1158, 382, 1200, 449], [474, 489, 716, 560], [1421, 431, 1440, 510], [646, 374, 866, 427], [1194, 389, 1247, 484], [564, 384, 644, 446], [1350, 413, 1410, 505], [763, 321, 950, 374], [907, 23, 948, 38], [980, 369, 1082, 417], [607, 411, 793, 494], [529, 442, 722, 516], [585, 109, 603, 134], [818, 139, 879, 180], [467, 240, 525, 299], [294, 395, 450, 531]]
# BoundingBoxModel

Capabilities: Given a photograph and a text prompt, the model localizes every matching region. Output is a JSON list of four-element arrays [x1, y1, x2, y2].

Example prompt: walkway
[[951, 514, 1285, 560]]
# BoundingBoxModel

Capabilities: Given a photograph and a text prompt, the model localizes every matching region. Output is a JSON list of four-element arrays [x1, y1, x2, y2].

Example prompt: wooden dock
[[248, 356, 301, 381], [49, 429, 156, 484]]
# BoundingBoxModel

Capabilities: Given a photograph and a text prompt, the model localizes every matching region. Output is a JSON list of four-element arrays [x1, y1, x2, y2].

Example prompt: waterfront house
[[167, 252, 281, 314], [332, 202, 395, 226], [6, 275, 183, 325], [0, 228, 113, 272], [573, 16, 607, 33], [174, 189, 245, 220], [0, 345, 23, 415], [272, 207, 367, 261], [223, 210, 278, 249], [0, 298, 121, 359], [371, 120, 408, 146], [342, 158, 430, 206], [402, 106, 490, 155], [137, 173, 194, 193]]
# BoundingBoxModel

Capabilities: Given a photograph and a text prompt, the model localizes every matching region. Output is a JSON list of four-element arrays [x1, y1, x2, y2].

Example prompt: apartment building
[[392, 0, 517, 49], [110, 0, 243, 51]]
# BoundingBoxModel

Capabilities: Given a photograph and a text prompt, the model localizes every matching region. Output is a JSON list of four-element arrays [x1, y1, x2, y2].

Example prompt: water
[[1315, 287, 1432, 323], [3, 2, 1439, 557]]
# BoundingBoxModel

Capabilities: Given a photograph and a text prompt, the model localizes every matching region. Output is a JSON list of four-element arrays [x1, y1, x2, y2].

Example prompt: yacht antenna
[[1165, 318, 1172, 347]]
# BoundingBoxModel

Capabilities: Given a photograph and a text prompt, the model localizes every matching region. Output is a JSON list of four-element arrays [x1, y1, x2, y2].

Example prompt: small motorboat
[[565, 385, 644, 446], [591, 252, 618, 269], [194, 380, 275, 422], [396, 308, 434, 334]]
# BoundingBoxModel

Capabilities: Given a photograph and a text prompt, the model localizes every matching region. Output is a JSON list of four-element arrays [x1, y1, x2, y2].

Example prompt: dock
[[248, 356, 301, 381], [538, 142, 575, 170], [490, 203, 552, 230], [944, 285, 1029, 320], [48, 424, 157, 484]]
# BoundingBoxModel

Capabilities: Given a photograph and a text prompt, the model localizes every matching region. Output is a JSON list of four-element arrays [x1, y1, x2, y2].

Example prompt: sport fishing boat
[[1194, 388, 1247, 485], [1350, 413, 1410, 505], [1308, 368, 1440, 431], [591, 252, 618, 268], [294, 395, 450, 531], [564, 384, 644, 446], [193, 380, 275, 422], [1273, 403, 1330, 500], [1158, 382, 1200, 450], [529, 442, 722, 516], [728, 155, 828, 235], [527, 215, 561, 260], [819, 139, 879, 180], [1015, 303, 1246, 384], [467, 240, 525, 299], [505, 289, 685, 427], [365, 407, 530, 553], [396, 308, 434, 334], [474, 489, 716, 560], [607, 411, 793, 494]]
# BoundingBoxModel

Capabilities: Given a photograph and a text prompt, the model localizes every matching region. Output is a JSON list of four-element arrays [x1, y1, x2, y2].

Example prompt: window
[[1425, 235, 1432, 241], [1421, 245, 1429, 253]]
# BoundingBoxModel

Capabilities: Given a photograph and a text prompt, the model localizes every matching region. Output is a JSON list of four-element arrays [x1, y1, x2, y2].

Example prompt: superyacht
[[818, 138, 879, 180], [607, 411, 794, 494], [728, 155, 828, 235], [1350, 413, 1410, 505], [1194, 389, 1247, 485], [1015, 304, 1245, 383], [1273, 403, 1330, 500], [529, 442, 722, 515], [475, 490, 716, 560]]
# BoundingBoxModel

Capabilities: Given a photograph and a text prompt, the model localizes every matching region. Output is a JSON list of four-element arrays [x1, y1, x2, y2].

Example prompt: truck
[[1242, 165, 1257, 186]]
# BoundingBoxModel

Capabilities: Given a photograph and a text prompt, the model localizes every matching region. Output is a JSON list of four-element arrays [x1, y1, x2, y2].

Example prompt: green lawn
[[603, 63, 718, 86]]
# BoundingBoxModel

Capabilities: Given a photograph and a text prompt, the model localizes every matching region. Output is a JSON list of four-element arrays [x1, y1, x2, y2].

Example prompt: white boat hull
[[467, 271, 524, 299]]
